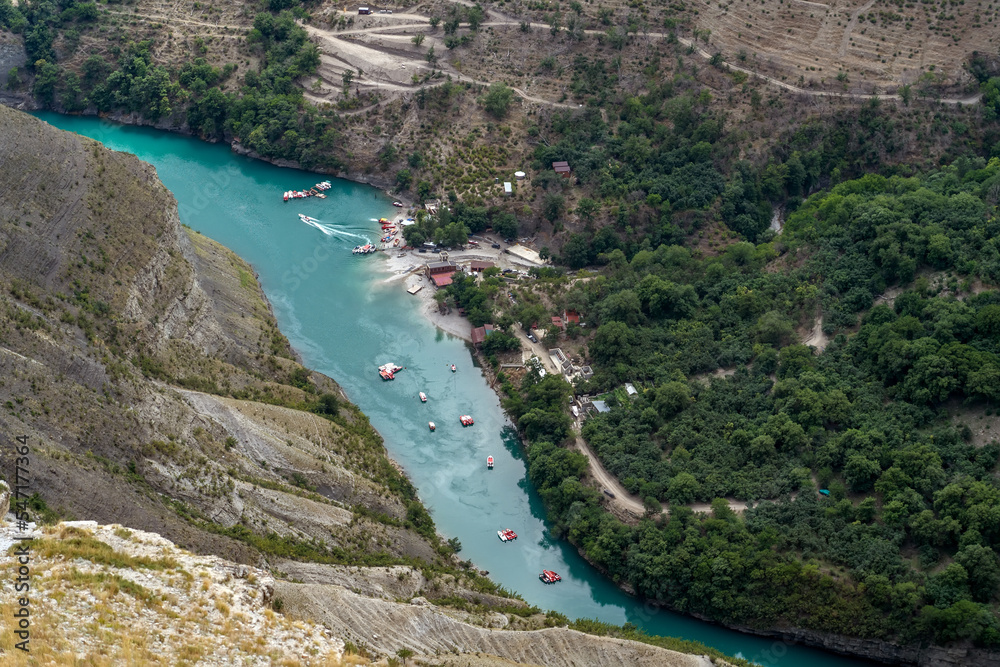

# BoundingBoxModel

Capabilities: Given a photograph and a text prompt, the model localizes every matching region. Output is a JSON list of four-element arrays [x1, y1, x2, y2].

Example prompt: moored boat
[[419, 392, 427, 402], [428, 421, 436, 431], [450, 364, 456, 372], [487, 456, 494, 469], [378, 363, 403, 380], [497, 529, 517, 542], [459, 415, 474, 426], [392, 201, 404, 207], [539, 570, 561, 584]]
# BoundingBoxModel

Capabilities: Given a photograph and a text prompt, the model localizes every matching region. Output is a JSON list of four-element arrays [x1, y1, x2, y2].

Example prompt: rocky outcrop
[[0, 521, 343, 664], [0, 479, 10, 517]]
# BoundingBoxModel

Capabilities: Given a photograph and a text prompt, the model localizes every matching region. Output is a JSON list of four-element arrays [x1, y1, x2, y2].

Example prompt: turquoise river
[[35, 112, 876, 667]]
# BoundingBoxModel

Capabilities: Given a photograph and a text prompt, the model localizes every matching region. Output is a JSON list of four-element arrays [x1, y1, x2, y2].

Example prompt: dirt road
[[572, 423, 751, 517]]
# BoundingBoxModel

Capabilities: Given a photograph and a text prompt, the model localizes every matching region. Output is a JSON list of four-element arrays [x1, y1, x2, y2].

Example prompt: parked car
[[527, 333, 538, 343], [603, 488, 616, 499], [491, 243, 501, 249], [418, 248, 427, 253], [432, 248, 442, 253]]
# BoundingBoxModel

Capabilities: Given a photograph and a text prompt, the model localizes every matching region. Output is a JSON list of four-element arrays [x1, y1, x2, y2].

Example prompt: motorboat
[[498, 529, 517, 542], [487, 456, 494, 469], [419, 392, 427, 402], [378, 363, 403, 380], [459, 415, 474, 426], [539, 570, 561, 584], [428, 421, 436, 431]]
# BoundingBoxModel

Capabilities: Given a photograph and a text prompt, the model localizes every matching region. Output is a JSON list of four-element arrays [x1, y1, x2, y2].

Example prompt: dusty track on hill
[[99, 6, 983, 107]]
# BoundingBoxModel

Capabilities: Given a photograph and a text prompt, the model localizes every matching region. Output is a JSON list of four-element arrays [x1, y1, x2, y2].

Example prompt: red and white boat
[[539, 570, 561, 584], [450, 364, 457, 372], [428, 421, 436, 431], [419, 392, 427, 402], [378, 363, 403, 380], [459, 415, 474, 427], [497, 529, 517, 542], [487, 456, 494, 469], [392, 201, 404, 207]]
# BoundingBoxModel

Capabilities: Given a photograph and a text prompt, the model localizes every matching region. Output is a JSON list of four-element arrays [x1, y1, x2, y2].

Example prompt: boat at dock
[[539, 570, 562, 584], [283, 182, 331, 201], [419, 392, 427, 402], [378, 363, 403, 380], [428, 421, 436, 431], [487, 456, 494, 469], [459, 415, 474, 426], [353, 244, 376, 255], [498, 529, 517, 542]]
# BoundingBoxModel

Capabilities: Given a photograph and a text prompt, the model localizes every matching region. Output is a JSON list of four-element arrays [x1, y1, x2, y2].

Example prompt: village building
[[425, 261, 456, 288], [471, 324, 496, 347]]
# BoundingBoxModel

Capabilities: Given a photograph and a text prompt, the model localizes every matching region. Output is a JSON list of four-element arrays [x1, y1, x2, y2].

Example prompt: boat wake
[[299, 217, 371, 245]]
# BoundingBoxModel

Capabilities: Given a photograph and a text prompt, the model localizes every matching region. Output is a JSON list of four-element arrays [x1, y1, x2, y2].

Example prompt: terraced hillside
[[694, 0, 996, 90]]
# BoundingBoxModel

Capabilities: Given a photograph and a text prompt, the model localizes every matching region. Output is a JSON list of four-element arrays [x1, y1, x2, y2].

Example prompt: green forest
[[499, 160, 1000, 646]]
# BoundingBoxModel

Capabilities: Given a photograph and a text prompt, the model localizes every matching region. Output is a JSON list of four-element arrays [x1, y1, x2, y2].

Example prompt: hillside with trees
[[496, 160, 1000, 654]]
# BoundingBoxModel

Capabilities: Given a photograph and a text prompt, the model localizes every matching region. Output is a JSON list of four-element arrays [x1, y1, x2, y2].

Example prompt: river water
[[34, 112, 873, 667]]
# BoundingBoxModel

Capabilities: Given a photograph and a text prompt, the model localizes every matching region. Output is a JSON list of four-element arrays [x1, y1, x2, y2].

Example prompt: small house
[[592, 400, 611, 414], [552, 161, 571, 178], [551, 316, 564, 330], [469, 260, 495, 274], [426, 261, 456, 277], [564, 310, 580, 325], [580, 365, 594, 380], [625, 383, 637, 396], [425, 261, 456, 288], [471, 324, 496, 347], [549, 348, 572, 373], [503, 182, 513, 196]]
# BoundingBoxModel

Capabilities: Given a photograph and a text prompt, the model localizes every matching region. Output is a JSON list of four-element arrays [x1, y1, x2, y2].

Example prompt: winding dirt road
[[102, 6, 983, 108], [571, 424, 750, 517]]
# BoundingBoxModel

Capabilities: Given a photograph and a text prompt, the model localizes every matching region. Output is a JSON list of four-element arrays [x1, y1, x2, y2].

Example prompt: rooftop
[[431, 273, 454, 287]]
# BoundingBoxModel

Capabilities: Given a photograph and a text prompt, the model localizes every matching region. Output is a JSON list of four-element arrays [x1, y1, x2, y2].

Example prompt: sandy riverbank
[[374, 216, 544, 342]]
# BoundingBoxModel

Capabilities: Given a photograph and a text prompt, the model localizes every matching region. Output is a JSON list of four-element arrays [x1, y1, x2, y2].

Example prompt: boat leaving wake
[[299, 217, 371, 245]]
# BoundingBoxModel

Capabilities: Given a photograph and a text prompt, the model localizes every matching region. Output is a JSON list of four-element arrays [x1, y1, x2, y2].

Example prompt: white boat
[[428, 422, 436, 431], [298, 214, 319, 223], [419, 392, 427, 402], [487, 456, 494, 469]]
